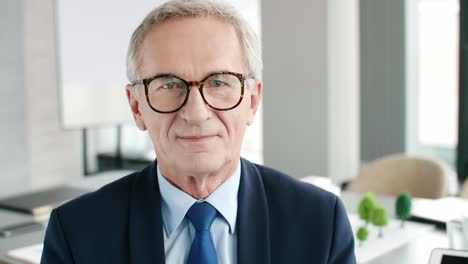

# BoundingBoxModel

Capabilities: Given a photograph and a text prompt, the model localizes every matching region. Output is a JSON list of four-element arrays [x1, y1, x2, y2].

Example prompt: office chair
[[460, 179, 468, 199], [347, 154, 452, 199]]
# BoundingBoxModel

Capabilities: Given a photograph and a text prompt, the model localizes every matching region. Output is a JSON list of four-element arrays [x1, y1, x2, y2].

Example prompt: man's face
[[126, 17, 262, 179]]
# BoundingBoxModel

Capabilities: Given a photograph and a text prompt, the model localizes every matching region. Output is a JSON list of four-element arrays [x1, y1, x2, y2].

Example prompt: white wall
[[262, 0, 360, 183]]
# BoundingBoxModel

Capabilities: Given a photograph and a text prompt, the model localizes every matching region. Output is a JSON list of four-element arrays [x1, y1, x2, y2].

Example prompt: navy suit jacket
[[41, 158, 355, 263]]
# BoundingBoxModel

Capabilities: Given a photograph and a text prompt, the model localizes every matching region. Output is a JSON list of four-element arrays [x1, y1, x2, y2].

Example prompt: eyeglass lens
[[146, 73, 242, 112]]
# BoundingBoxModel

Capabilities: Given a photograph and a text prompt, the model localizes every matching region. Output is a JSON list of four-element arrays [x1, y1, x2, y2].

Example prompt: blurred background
[[2, 0, 468, 263], [1, 0, 464, 195]]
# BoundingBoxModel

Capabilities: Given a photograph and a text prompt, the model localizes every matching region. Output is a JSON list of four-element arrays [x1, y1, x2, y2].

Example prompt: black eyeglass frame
[[131, 71, 253, 114]]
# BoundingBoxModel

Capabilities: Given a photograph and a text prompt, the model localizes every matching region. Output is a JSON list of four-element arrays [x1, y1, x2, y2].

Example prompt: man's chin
[[177, 153, 228, 175]]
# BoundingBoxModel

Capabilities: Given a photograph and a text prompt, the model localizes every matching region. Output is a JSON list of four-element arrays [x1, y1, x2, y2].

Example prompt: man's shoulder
[[248, 161, 352, 251], [245, 162, 355, 263], [247, 161, 341, 226], [54, 168, 145, 221]]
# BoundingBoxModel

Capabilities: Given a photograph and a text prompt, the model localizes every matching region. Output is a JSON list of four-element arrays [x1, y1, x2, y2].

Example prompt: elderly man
[[41, 0, 355, 263]]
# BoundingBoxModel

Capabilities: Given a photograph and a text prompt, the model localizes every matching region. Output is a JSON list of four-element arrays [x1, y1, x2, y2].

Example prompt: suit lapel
[[126, 159, 271, 264], [128, 161, 165, 263], [237, 158, 271, 264]]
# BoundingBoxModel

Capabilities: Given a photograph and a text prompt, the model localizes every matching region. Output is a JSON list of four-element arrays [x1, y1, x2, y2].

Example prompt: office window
[[417, 0, 459, 148], [405, 0, 460, 174]]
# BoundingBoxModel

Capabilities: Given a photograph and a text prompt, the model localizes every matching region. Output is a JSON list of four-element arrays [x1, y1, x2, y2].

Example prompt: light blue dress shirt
[[157, 162, 240, 264]]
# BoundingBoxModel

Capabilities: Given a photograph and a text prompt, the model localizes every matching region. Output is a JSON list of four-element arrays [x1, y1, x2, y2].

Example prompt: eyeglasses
[[131, 71, 253, 114]]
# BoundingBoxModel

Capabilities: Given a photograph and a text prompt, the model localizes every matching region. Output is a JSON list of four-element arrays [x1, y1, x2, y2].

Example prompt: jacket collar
[[127, 159, 271, 264], [128, 160, 165, 263], [237, 158, 271, 264]]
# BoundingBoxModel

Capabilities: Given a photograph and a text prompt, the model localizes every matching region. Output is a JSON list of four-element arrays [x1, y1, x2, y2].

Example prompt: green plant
[[356, 226, 369, 246], [358, 192, 377, 225], [372, 206, 389, 237], [395, 192, 412, 228]]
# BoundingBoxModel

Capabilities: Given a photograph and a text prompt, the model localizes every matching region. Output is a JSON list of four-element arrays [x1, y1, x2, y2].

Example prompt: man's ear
[[126, 84, 147, 131], [247, 80, 262, 126]]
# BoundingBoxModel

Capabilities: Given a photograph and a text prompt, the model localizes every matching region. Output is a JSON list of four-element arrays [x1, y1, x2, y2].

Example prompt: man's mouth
[[178, 135, 218, 141]]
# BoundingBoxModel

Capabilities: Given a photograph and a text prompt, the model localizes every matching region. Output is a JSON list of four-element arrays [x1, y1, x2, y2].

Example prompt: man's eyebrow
[[153, 72, 176, 77], [206, 70, 233, 75], [148, 70, 237, 79]]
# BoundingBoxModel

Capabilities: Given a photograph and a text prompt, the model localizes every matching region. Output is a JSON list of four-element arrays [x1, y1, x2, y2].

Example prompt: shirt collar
[[157, 161, 241, 237]]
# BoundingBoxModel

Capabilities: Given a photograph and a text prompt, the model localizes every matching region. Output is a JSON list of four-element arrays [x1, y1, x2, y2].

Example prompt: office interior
[[1, 0, 468, 263]]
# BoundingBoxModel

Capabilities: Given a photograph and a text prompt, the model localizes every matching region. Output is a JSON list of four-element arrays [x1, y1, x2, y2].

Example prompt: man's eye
[[210, 80, 224, 87], [163, 82, 178, 89]]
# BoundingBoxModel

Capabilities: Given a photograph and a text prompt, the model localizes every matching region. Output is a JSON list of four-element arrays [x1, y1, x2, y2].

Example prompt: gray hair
[[126, 0, 262, 82]]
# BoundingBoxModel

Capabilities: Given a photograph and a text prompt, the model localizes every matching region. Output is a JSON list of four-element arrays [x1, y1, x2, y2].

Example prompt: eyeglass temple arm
[[245, 74, 255, 80], [130, 80, 143, 86]]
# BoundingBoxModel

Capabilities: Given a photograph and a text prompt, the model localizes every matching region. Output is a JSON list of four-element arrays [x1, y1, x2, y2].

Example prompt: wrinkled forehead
[[139, 16, 246, 80]]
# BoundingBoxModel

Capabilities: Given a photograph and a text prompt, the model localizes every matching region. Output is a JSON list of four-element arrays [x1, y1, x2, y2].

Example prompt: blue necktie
[[186, 202, 218, 264]]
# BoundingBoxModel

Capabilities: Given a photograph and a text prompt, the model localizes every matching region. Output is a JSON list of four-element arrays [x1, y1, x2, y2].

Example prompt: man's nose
[[178, 86, 212, 123]]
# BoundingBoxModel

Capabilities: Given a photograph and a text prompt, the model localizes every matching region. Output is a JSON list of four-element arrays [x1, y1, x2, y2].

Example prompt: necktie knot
[[187, 202, 218, 232]]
